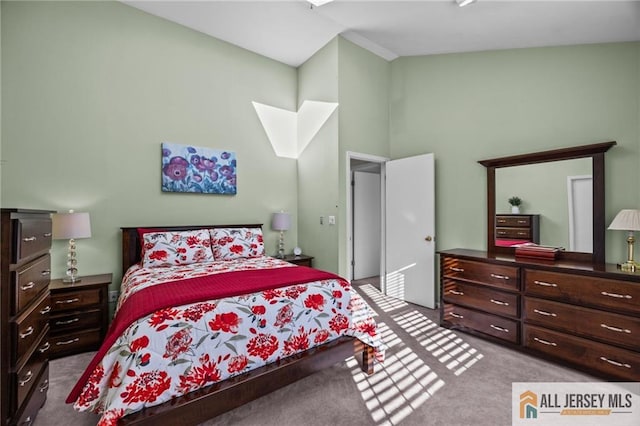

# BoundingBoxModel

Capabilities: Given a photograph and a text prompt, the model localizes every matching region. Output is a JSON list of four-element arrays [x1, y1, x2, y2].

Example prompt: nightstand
[[282, 254, 314, 267], [48, 273, 112, 358]]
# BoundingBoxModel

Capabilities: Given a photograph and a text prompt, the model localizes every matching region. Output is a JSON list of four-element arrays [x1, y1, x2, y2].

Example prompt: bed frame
[[117, 225, 374, 426]]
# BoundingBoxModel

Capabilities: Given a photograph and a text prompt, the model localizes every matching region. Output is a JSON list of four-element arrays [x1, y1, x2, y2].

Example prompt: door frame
[[346, 151, 389, 290]]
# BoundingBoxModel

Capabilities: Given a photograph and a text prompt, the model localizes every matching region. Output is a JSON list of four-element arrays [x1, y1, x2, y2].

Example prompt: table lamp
[[271, 211, 291, 259], [608, 209, 640, 272], [52, 210, 92, 283]]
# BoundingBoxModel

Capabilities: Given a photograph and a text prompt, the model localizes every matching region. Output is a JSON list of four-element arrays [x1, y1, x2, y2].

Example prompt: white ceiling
[[124, 0, 640, 67]]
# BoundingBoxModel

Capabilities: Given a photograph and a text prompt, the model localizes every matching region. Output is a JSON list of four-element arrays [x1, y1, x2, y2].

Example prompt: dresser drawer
[[14, 293, 51, 363], [496, 216, 531, 227], [441, 257, 519, 291], [51, 309, 102, 333], [14, 363, 49, 426], [496, 227, 531, 239], [524, 297, 640, 350], [15, 337, 49, 412], [51, 288, 101, 312], [443, 279, 519, 317], [524, 325, 640, 381], [443, 303, 519, 344], [49, 328, 102, 358], [524, 269, 640, 315], [15, 217, 52, 264], [14, 254, 51, 315]]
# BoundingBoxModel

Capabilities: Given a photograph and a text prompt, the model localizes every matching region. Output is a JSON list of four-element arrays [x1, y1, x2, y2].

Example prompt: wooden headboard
[[121, 224, 263, 273]]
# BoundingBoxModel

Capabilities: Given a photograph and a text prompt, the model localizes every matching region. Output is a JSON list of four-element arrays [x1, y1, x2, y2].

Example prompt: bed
[[66, 224, 383, 426]]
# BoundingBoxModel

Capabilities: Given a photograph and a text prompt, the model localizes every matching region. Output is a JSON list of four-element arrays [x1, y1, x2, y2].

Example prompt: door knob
[[425, 236, 433, 242]]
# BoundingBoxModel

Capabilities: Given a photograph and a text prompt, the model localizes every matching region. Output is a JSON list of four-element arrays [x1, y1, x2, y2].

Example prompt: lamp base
[[63, 277, 82, 284], [617, 261, 639, 272]]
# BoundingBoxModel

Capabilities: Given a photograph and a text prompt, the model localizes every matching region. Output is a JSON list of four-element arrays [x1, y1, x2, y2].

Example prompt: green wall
[[390, 42, 640, 264], [297, 38, 340, 273], [1, 1, 299, 288], [336, 37, 390, 277]]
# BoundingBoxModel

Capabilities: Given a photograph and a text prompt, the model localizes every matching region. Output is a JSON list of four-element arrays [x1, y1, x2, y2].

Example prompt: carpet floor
[[34, 279, 597, 426]]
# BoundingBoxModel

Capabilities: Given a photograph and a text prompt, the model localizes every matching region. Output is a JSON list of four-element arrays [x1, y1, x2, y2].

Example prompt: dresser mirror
[[479, 141, 616, 264], [495, 157, 592, 251]]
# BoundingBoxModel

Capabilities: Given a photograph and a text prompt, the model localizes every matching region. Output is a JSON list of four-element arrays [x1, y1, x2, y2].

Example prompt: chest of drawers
[[495, 214, 539, 246], [440, 249, 640, 381], [1, 208, 54, 426]]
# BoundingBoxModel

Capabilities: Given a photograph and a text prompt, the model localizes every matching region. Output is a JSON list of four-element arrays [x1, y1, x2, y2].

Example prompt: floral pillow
[[210, 227, 265, 260], [142, 229, 214, 268]]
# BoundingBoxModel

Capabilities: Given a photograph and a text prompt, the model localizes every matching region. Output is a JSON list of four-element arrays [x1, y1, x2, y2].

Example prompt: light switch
[[328, 215, 336, 225], [320, 216, 324, 225]]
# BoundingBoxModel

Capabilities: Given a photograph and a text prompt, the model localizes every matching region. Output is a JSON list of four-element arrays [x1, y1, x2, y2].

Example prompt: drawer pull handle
[[19, 326, 34, 339], [43, 232, 52, 237], [56, 338, 80, 346], [449, 290, 464, 296], [19, 371, 33, 387], [56, 298, 80, 305], [601, 291, 632, 300], [449, 267, 464, 272], [39, 379, 50, 393], [450, 312, 464, 319], [40, 306, 51, 315], [20, 282, 35, 291], [490, 324, 509, 333], [39, 342, 51, 353], [41, 269, 51, 276], [490, 273, 510, 280], [490, 299, 509, 306], [56, 317, 80, 325], [21, 416, 32, 426], [534, 280, 558, 288], [517, 220, 527, 224], [533, 309, 557, 317], [23, 236, 36, 242], [533, 337, 557, 347], [517, 232, 527, 236], [497, 231, 507, 235], [599, 356, 631, 369], [600, 323, 631, 334]]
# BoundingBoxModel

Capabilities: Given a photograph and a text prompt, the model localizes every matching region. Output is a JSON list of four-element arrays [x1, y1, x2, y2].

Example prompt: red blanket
[[67, 265, 346, 403]]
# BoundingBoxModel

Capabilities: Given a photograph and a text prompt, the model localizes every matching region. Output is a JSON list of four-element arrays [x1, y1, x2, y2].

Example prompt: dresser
[[495, 214, 539, 246], [440, 248, 640, 381], [1, 209, 54, 426], [49, 273, 111, 359]]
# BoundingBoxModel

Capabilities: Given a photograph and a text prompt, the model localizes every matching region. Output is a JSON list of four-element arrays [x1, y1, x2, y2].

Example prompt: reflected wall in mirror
[[495, 158, 592, 252], [479, 141, 616, 264]]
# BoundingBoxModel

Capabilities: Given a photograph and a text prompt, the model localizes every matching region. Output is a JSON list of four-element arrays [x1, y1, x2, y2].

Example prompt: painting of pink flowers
[[162, 143, 237, 194]]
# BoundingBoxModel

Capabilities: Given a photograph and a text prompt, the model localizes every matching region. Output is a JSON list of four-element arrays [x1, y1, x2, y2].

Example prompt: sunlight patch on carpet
[[392, 310, 484, 376], [357, 283, 408, 313], [347, 322, 444, 425]]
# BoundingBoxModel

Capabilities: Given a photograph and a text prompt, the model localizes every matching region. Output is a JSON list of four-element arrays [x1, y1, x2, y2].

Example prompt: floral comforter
[[69, 257, 384, 425]]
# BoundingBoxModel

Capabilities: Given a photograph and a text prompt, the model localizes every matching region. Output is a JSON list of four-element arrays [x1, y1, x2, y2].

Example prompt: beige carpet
[[35, 279, 597, 426]]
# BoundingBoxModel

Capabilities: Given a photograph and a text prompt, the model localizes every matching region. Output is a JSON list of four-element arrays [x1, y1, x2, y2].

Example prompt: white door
[[353, 171, 381, 280], [567, 175, 593, 252], [385, 153, 436, 308]]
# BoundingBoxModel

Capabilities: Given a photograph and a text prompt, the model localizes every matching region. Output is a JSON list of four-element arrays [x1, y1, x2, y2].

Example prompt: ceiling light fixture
[[456, 0, 477, 7], [308, 0, 335, 7]]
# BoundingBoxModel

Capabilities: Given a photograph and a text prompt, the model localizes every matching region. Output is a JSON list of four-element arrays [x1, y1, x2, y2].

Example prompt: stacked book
[[514, 243, 563, 260]]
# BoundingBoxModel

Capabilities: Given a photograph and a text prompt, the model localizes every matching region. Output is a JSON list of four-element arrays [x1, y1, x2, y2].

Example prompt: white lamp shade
[[271, 212, 291, 231], [52, 211, 92, 239], [608, 209, 640, 231]]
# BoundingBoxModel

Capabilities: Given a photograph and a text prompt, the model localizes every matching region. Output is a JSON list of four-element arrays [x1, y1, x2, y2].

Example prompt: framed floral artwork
[[161, 143, 237, 194]]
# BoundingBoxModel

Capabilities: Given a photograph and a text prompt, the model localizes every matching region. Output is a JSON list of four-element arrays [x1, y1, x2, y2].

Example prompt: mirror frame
[[479, 141, 616, 264]]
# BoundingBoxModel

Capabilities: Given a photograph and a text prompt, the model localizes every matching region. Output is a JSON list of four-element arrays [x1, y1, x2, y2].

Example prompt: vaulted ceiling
[[124, 0, 640, 67]]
